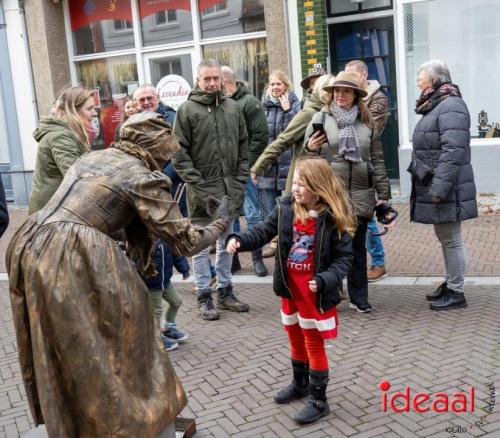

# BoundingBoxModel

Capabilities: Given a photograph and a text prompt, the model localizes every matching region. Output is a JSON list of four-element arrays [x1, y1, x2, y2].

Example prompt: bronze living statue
[[6, 112, 229, 437]]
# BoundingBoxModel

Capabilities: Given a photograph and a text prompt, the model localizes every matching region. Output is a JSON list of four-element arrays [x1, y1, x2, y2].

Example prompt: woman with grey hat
[[410, 59, 477, 310], [303, 71, 391, 313], [6, 112, 230, 437]]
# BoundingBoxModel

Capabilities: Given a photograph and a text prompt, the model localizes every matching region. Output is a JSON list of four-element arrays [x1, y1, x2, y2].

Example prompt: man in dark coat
[[173, 59, 250, 320], [221, 66, 269, 277], [409, 59, 477, 310], [133, 84, 176, 125]]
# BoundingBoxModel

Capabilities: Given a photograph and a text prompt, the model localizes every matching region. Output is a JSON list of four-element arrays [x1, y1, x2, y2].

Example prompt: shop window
[[113, 20, 133, 31], [138, 0, 193, 46], [404, 0, 500, 139], [75, 55, 138, 149], [202, 38, 268, 98], [201, 1, 228, 15], [328, 0, 392, 16], [69, 0, 135, 55], [199, 0, 265, 39], [155, 10, 178, 25]]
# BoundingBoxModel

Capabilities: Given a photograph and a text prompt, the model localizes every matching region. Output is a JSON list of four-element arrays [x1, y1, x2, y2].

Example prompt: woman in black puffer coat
[[409, 59, 477, 311]]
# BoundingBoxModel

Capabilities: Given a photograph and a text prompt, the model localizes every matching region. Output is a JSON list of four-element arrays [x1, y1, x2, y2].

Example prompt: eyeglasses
[[135, 95, 156, 103]]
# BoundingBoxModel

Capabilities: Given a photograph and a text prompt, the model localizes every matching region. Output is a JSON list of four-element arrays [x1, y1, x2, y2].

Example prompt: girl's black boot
[[274, 359, 309, 404], [294, 369, 330, 424]]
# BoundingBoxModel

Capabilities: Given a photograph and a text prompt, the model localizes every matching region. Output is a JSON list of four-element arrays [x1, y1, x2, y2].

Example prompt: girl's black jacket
[[229, 195, 353, 312]]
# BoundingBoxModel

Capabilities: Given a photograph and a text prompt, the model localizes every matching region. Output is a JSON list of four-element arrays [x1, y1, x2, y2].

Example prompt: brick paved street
[[1, 281, 499, 437]]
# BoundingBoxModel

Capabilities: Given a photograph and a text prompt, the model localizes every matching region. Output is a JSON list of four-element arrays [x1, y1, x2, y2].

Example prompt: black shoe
[[430, 289, 467, 311], [231, 253, 241, 274], [252, 249, 268, 277], [274, 359, 309, 404], [217, 285, 249, 312], [197, 290, 220, 320], [426, 281, 448, 301], [293, 370, 330, 424]]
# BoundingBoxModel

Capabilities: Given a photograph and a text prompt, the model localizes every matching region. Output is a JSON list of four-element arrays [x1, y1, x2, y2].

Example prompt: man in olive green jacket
[[173, 59, 250, 320]]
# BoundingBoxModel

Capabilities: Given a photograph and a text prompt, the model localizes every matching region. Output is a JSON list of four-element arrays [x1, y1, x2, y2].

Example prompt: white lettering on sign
[[156, 74, 192, 111]]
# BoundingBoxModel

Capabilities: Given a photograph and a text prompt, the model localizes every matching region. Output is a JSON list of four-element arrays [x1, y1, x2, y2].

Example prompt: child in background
[[227, 157, 355, 424], [145, 239, 190, 351]]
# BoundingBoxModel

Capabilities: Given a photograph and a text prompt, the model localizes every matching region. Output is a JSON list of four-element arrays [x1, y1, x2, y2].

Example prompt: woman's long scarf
[[415, 81, 462, 115], [330, 102, 362, 162]]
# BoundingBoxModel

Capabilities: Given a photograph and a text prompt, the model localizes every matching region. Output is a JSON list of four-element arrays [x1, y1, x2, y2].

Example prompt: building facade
[[1, 0, 500, 205]]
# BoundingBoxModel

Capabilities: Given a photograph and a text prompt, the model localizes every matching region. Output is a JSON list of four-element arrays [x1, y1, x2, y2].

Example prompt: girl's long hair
[[54, 86, 94, 152], [293, 156, 357, 237]]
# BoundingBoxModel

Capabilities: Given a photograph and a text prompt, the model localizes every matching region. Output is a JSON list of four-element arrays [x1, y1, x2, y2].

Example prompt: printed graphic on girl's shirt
[[287, 229, 314, 270]]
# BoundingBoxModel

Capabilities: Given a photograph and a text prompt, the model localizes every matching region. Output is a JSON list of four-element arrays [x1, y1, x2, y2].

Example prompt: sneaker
[[217, 285, 249, 312], [367, 265, 387, 283], [161, 334, 178, 351], [429, 289, 467, 311], [349, 302, 372, 313], [162, 323, 189, 343]]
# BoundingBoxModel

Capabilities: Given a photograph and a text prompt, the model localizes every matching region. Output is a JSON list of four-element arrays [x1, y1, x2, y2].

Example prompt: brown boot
[[367, 265, 387, 283]]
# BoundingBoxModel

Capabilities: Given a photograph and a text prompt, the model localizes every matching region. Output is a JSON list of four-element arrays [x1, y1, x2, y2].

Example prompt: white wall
[[4, 0, 38, 171]]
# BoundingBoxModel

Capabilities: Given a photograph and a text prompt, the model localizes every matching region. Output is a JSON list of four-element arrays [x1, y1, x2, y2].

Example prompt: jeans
[[366, 217, 385, 267], [347, 217, 369, 306], [193, 219, 234, 293], [149, 282, 182, 323], [258, 188, 281, 218], [433, 222, 467, 293], [233, 177, 262, 234]]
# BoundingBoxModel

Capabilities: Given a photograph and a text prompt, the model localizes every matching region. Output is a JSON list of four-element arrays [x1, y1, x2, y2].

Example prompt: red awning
[[69, 0, 132, 31], [198, 0, 227, 13]]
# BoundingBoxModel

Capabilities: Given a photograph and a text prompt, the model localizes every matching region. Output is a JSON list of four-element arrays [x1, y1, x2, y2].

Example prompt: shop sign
[[69, 0, 132, 31], [156, 75, 192, 110]]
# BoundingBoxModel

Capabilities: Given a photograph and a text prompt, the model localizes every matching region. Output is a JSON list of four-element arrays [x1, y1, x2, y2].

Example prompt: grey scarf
[[330, 102, 362, 162]]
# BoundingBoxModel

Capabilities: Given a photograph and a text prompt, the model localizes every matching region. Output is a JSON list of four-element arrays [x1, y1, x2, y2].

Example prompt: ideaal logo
[[379, 380, 475, 413]]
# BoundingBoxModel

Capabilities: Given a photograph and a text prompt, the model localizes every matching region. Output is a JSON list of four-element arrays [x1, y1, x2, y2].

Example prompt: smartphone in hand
[[312, 123, 326, 136]]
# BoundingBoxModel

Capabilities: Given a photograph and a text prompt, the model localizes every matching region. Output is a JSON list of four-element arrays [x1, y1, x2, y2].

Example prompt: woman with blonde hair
[[227, 156, 354, 424], [257, 69, 301, 218], [29, 86, 97, 214], [304, 71, 391, 313]]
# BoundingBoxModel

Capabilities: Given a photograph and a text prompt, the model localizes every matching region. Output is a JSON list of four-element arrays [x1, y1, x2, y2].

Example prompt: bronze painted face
[[120, 112, 180, 168]]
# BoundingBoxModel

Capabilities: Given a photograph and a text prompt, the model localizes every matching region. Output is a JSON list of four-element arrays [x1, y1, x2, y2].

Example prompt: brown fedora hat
[[300, 66, 326, 89], [322, 71, 368, 98]]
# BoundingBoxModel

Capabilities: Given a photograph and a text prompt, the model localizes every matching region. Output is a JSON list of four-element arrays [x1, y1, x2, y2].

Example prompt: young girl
[[227, 156, 355, 424]]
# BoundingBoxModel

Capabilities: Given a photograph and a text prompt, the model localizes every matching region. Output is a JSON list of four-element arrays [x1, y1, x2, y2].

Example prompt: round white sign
[[156, 75, 192, 111]]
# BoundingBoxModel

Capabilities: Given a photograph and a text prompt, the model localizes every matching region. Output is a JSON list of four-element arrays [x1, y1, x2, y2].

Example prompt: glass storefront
[[138, 0, 194, 46], [404, 0, 500, 139], [67, 0, 267, 148], [202, 38, 268, 97], [69, 0, 135, 55], [75, 55, 138, 149], [198, 0, 265, 38]]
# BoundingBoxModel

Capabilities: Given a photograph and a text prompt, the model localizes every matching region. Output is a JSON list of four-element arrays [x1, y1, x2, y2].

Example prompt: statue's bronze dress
[[6, 142, 227, 437]]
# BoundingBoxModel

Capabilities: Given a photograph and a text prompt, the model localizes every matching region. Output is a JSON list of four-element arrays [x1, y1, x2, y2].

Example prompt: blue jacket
[[156, 102, 176, 126], [257, 91, 301, 190], [144, 240, 190, 290]]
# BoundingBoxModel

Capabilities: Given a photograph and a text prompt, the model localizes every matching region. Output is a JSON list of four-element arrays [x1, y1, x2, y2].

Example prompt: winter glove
[[206, 195, 229, 222]]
